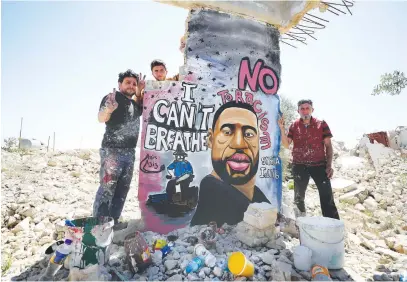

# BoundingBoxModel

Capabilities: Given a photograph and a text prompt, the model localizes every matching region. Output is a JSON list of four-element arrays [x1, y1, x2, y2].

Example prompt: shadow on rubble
[[9, 255, 69, 281]]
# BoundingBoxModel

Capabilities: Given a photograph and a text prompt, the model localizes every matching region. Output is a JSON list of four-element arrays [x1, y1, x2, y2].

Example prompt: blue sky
[[1, 1, 406, 149]]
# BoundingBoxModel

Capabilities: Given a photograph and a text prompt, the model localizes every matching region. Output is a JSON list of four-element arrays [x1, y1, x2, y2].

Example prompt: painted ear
[[207, 129, 213, 149]]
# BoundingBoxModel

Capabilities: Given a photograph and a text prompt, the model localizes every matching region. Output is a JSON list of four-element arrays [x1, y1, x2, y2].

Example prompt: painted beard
[[212, 151, 259, 186]]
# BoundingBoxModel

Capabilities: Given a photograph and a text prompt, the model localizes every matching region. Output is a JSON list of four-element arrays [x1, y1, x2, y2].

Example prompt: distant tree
[[279, 95, 297, 131], [279, 95, 297, 181], [1, 137, 18, 152], [372, 71, 407, 96]]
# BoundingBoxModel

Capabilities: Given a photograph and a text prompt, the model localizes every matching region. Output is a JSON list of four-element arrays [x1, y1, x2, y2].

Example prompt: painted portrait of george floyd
[[138, 8, 283, 234]]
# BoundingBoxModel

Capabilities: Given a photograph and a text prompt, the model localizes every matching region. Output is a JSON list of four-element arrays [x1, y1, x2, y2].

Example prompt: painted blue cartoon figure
[[166, 144, 194, 202]]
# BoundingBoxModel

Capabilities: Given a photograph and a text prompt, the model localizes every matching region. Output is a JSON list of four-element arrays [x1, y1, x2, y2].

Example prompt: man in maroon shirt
[[279, 99, 339, 219]]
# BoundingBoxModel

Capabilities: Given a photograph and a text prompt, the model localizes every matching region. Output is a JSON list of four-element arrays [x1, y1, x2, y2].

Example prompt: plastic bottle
[[400, 271, 407, 282], [50, 239, 73, 264], [45, 240, 64, 255], [311, 265, 332, 281], [39, 239, 73, 281], [194, 244, 216, 267], [216, 258, 228, 271], [185, 257, 204, 274], [161, 244, 171, 258]]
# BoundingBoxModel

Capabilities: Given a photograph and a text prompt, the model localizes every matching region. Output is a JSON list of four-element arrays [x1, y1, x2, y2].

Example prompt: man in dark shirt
[[279, 99, 339, 219], [191, 101, 270, 226], [93, 69, 145, 229]]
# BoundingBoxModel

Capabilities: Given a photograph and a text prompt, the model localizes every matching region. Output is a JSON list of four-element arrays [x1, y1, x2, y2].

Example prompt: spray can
[[311, 265, 332, 281]]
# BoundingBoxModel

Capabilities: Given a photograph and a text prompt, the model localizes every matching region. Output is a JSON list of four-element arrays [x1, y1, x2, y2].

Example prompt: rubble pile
[[0, 149, 141, 280], [1, 139, 406, 281]]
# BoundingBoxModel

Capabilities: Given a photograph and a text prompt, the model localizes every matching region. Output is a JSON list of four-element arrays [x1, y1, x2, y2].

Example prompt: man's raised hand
[[135, 73, 146, 104], [278, 115, 285, 130], [105, 88, 118, 113], [137, 73, 146, 95]]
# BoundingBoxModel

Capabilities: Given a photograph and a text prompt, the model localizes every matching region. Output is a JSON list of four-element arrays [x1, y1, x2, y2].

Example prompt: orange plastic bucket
[[228, 252, 254, 277]]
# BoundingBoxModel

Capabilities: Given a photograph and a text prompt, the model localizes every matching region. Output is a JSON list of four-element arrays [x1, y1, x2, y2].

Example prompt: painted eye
[[223, 129, 232, 136], [245, 132, 254, 138]]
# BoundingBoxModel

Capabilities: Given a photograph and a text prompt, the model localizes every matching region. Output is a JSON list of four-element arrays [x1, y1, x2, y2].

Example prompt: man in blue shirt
[[167, 144, 194, 201]]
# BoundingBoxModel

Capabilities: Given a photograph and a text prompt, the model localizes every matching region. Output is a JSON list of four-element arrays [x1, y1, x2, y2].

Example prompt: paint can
[[68, 216, 114, 269]]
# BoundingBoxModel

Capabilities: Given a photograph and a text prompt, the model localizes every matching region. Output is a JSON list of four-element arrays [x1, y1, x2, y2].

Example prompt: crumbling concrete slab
[[331, 178, 357, 193], [374, 247, 402, 260], [339, 186, 368, 203], [365, 142, 395, 171]]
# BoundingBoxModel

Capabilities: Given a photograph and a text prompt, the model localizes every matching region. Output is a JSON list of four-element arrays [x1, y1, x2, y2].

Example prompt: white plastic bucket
[[293, 245, 312, 271], [297, 216, 345, 269]]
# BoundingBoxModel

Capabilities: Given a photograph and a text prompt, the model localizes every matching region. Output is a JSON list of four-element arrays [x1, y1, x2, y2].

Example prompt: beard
[[121, 89, 136, 97], [212, 151, 259, 186], [301, 114, 311, 120]]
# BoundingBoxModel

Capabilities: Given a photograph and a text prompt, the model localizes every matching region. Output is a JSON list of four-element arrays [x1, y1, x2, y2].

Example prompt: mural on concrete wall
[[138, 8, 283, 234]]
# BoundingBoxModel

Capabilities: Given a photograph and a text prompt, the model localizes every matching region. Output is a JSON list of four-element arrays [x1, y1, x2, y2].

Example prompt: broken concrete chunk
[[364, 197, 378, 211], [12, 217, 30, 233], [331, 178, 357, 193], [243, 202, 277, 229]]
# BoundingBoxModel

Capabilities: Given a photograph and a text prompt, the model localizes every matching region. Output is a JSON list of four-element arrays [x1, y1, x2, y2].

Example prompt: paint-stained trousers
[[292, 164, 340, 220], [93, 148, 135, 221]]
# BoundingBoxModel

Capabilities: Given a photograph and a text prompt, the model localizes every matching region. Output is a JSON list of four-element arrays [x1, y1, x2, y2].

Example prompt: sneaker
[[294, 207, 307, 218]]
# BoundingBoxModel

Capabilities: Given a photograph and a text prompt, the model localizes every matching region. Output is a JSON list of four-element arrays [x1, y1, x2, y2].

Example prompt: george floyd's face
[[298, 103, 313, 120], [152, 65, 167, 81], [208, 107, 259, 185], [119, 77, 137, 97]]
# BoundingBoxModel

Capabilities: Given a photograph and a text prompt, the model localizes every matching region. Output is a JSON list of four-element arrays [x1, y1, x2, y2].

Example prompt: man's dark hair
[[150, 59, 167, 71], [297, 99, 313, 108], [212, 101, 258, 130], [118, 69, 139, 84]]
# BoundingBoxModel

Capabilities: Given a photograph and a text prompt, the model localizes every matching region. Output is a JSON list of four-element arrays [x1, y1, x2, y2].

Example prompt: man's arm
[[281, 129, 292, 149], [322, 120, 334, 178], [168, 74, 179, 81], [278, 116, 292, 149], [324, 137, 333, 169], [98, 91, 117, 123], [134, 73, 146, 107], [324, 137, 334, 178], [134, 89, 144, 106], [98, 109, 113, 123]]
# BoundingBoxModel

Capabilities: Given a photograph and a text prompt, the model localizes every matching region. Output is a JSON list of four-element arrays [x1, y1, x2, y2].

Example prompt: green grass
[[363, 210, 373, 217], [1, 254, 12, 276]]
